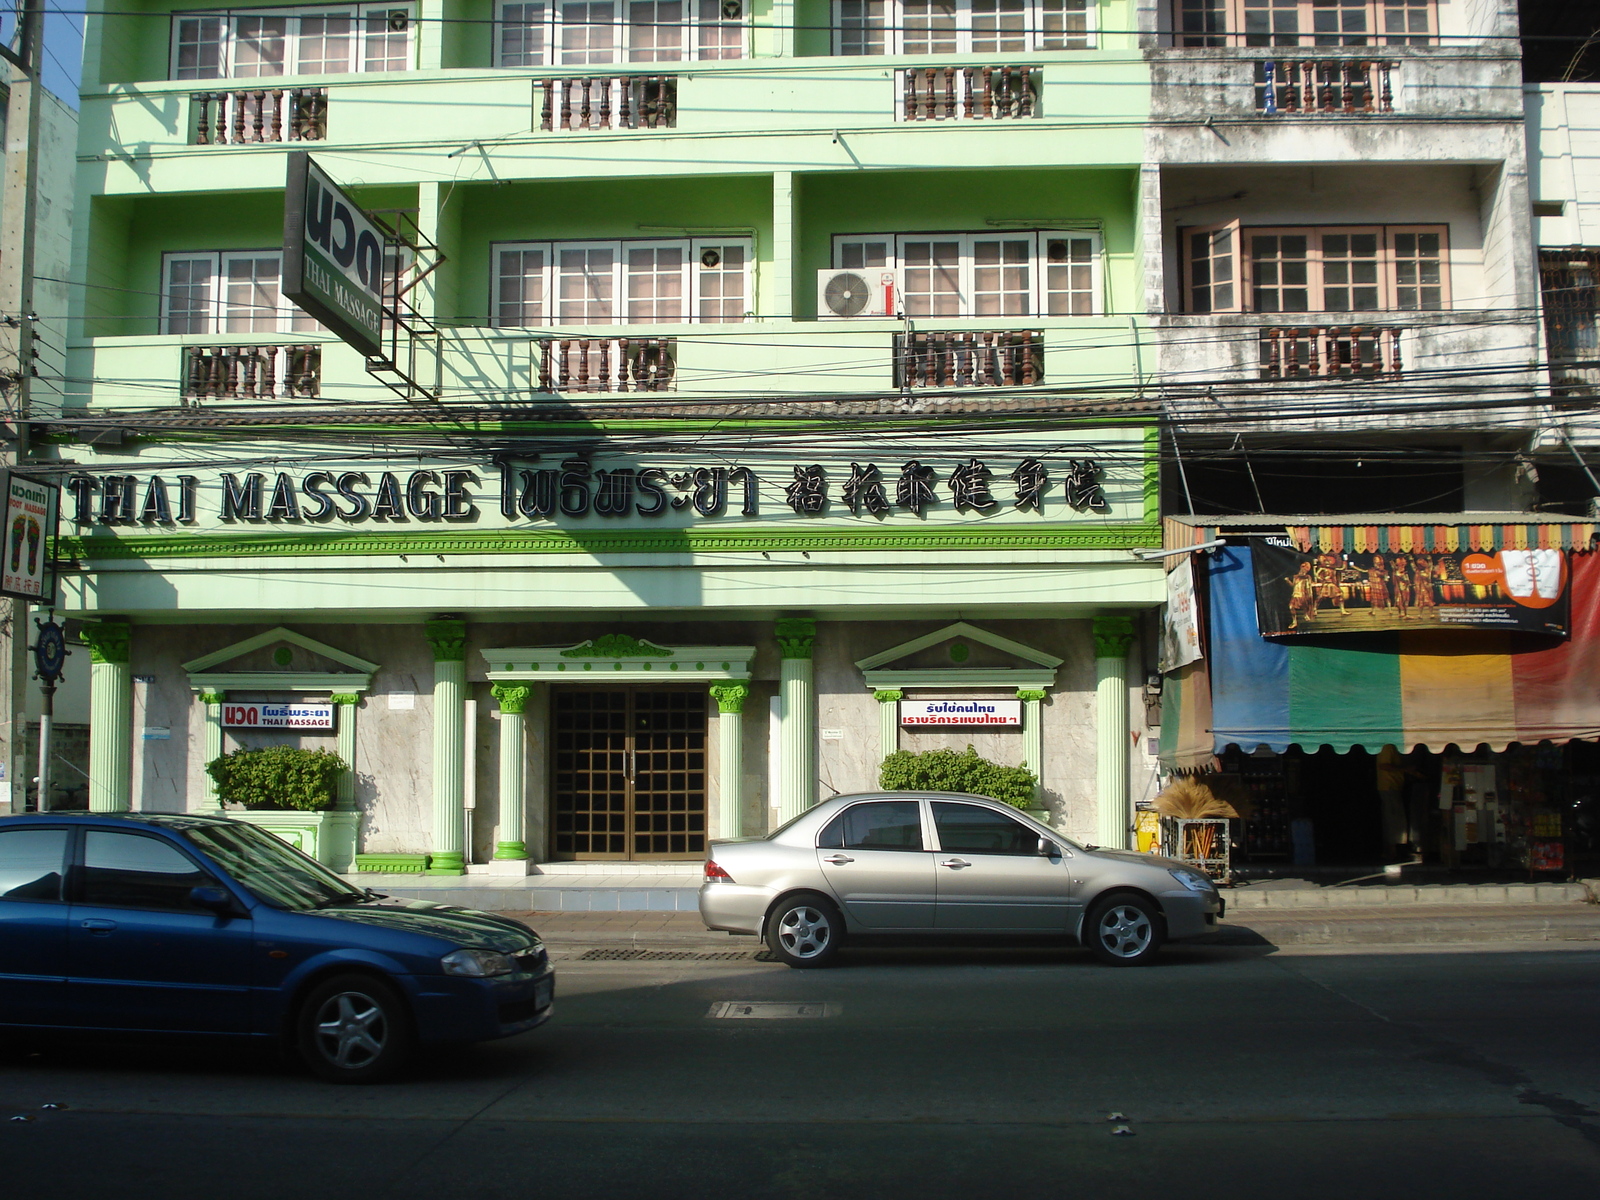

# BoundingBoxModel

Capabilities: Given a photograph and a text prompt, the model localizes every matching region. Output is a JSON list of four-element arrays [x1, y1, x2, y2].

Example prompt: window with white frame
[[835, 0, 1091, 56], [833, 231, 1100, 317], [1182, 223, 1448, 314], [496, 0, 744, 66], [493, 238, 752, 325], [171, 4, 415, 80], [1174, 0, 1434, 48], [162, 251, 323, 335]]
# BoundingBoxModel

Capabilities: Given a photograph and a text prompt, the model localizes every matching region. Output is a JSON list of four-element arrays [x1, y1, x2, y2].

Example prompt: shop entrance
[[550, 688, 708, 860]]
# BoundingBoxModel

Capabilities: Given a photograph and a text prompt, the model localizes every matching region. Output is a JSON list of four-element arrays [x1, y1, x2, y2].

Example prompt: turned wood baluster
[[1019, 66, 1034, 117], [230, 93, 245, 143], [981, 67, 994, 118], [577, 338, 592, 388], [268, 90, 284, 141], [999, 65, 1012, 118], [921, 68, 935, 120], [193, 95, 210, 144], [620, 77, 634, 128], [634, 341, 650, 391], [962, 68, 974, 119], [579, 79, 594, 129], [1342, 62, 1356, 112], [263, 347, 278, 397], [286, 90, 299, 140], [1388, 327, 1402, 374], [644, 79, 657, 129], [538, 341, 553, 390], [600, 77, 613, 129], [541, 80, 554, 130], [979, 332, 995, 385], [903, 70, 916, 120], [1360, 62, 1374, 112], [248, 91, 263, 141], [1380, 62, 1392, 112], [961, 332, 977, 386], [1298, 61, 1312, 111], [943, 67, 955, 120], [560, 79, 574, 130]]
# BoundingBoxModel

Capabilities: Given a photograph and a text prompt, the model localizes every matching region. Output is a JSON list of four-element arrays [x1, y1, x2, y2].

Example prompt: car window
[[932, 802, 1039, 855], [817, 801, 924, 851], [181, 822, 362, 911], [0, 828, 68, 902], [80, 830, 216, 911]]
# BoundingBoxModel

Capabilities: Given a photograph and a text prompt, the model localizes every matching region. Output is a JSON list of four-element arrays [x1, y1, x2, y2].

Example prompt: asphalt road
[[4, 941, 1600, 1200]]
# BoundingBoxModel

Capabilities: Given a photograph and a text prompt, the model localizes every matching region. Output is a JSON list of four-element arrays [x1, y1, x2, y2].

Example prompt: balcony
[[538, 76, 679, 131], [191, 88, 328, 144], [893, 331, 1043, 387], [539, 338, 677, 392], [1255, 59, 1392, 114], [897, 66, 1040, 122], [1258, 325, 1403, 378], [183, 344, 323, 401]]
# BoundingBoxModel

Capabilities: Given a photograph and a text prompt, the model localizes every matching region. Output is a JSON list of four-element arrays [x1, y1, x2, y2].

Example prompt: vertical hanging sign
[[0, 471, 57, 603], [282, 152, 386, 356]]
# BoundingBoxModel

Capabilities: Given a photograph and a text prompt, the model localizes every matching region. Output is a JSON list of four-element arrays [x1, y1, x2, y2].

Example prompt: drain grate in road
[[707, 1001, 840, 1019], [576, 948, 774, 962]]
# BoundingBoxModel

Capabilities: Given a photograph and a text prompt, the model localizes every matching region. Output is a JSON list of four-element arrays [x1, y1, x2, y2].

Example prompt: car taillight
[[704, 860, 734, 882]]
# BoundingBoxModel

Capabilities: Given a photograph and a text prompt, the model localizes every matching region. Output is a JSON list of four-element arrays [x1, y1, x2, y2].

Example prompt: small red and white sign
[[222, 702, 335, 730], [901, 700, 1022, 727]]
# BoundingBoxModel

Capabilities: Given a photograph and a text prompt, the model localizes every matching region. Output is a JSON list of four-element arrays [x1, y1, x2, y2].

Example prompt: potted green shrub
[[206, 746, 357, 871], [879, 744, 1044, 819]]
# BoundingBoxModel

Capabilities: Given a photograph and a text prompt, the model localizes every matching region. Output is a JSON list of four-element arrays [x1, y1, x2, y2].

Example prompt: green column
[[197, 689, 226, 812], [490, 682, 530, 861], [873, 689, 903, 764], [775, 618, 815, 823], [331, 693, 360, 809], [1094, 616, 1136, 850], [425, 618, 467, 875], [709, 681, 750, 839], [82, 621, 132, 813], [1016, 689, 1047, 805]]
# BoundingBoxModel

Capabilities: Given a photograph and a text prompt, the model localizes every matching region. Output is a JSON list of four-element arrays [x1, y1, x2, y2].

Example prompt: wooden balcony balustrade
[[183, 345, 322, 401], [539, 338, 677, 392], [191, 88, 328, 144], [1255, 60, 1393, 114], [894, 331, 1043, 388], [1259, 326, 1403, 379], [539, 76, 678, 131], [899, 66, 1040, 121]]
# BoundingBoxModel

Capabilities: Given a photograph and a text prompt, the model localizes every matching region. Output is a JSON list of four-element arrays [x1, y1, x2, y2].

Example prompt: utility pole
[[0, 0, 45, 813]]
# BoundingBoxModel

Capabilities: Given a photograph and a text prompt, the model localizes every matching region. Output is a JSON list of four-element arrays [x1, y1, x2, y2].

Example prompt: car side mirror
[[1037, 837, 1057, 857], [190, 885, 243, 917]]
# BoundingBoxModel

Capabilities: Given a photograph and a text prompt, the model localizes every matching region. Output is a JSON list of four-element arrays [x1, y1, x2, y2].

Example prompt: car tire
[[296, 973, 414, 1084], [765, 892, 843, 969], [1085, 893, 1165, 966]]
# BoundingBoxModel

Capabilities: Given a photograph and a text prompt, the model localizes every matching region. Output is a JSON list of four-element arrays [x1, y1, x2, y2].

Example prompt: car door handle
[[822, 854, 854, 865], [80, 919, 117, 935], [939, 858, 971, 869]]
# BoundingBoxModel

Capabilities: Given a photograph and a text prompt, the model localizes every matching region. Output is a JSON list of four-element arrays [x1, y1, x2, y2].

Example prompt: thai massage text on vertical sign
[[2, 471, 55, 602], [222, 703, 336, 730], [901, 700, 1022, 727], [282, 153, 386, 355]]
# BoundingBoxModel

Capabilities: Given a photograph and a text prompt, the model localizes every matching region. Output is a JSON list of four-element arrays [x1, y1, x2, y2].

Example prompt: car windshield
[[180, 822, 365, 912]]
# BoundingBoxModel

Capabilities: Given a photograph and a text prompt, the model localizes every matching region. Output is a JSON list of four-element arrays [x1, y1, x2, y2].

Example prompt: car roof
[[0, 811, 238, 830]]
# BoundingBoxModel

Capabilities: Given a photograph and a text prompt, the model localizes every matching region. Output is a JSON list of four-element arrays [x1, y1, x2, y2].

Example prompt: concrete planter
[[228, 810, 359, 873]]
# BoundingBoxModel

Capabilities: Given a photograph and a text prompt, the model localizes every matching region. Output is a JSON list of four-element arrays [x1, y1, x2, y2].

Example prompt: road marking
[[707, 1001, 840, 1019]]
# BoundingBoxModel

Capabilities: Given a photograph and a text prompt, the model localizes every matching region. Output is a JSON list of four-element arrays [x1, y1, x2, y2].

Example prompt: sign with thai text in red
[[222, 703, 335, 730]]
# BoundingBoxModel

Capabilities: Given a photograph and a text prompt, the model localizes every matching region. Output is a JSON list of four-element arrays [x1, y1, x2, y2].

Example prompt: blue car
[[0, 812, 554, 1082]]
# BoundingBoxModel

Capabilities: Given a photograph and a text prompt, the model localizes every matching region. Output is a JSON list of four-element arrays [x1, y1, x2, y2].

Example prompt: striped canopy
[[1160, 541, 1600, 770]]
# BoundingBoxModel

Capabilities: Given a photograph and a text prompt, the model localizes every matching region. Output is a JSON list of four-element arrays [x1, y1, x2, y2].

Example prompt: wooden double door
[[550, 688, 708, 860]]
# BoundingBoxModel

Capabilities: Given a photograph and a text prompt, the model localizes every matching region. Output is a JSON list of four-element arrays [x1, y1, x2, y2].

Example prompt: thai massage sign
[[62, 428, 1152, 534], [222, 702, 335, 730], [1252, 535, 1572, 638], [1, 470, 57, 602], [283, 153, 386, 356], [902, 700, 1022, 726]]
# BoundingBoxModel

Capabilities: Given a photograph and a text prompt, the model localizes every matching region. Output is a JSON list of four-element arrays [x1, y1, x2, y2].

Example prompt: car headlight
[[441, 948, 516, 977], [1167, 867, 1216, 893]]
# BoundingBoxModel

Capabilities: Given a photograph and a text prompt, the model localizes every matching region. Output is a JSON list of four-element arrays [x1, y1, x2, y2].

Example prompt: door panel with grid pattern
[[551, 688, 707, 860]]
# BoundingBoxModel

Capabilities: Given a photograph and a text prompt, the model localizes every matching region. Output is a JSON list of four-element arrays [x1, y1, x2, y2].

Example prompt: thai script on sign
[[222, 703, 336, 730], [900, 699, 1022, 727]]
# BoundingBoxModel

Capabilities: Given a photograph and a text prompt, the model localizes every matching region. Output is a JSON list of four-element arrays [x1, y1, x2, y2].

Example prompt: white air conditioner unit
[[817, 269, 899, 319]]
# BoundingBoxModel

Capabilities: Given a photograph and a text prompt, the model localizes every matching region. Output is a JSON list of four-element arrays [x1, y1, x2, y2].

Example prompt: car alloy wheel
[[1086, 894, 1164, 966], [298, 973, 413, 1083], [766, 894, 842, 968]]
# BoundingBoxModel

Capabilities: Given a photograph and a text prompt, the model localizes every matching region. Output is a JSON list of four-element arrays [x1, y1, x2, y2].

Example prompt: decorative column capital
[[81, 620, 131, 665], [1016, 689, 1048, 703], [775, 617, 816, 659], [491, 682, 532, 714], [709, 680, 751, 714], [1092, 615, 1136, 659], [424, 618, 467, 662], [330, 692, 361, 707], [873, 689, 904, 704], [198, 689, 226, 706]]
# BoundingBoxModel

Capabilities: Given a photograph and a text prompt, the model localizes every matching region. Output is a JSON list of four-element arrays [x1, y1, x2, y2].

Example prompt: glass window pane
[[901, 239, 962, 317], [501, 2, 549, 64], [557, 246, 615, 322], [1393, 229, 1445, 310], [1177, 0, 1226, 47], [901, 0, 956, 55], [972, 237, 1031, 316], [837, 0, 885, 54], [933, 802, 1038, 855], [561, 0, 617, 63], [1242, 0, 1301, 47], [626, 244, 685, 321], [1045, 236, 1096, 315], [839, 241, 889, 270], [297, 12, 356, 73], [818, 801, 924, 851], [222, 255, 284, 332], [165, 256, 217, 335], [1311, 0, 1369, 46], [81, 831, 212, 911], [1250, 233, 1310, 312], [0, 829, 68, 902], [696, 0, 743, 58], [364, 6, 413, 71], [1039, 0, 1089, 49], [1320, 230, 1380, 311], [629, 0, 683, 61], [233, 16, 288, 76], [971, 0, 1026, 55], [174, 16, 226, 79], [498, 247, 546, 326], [1188, 228, 1234, 313], [696, 243, 746, 322]]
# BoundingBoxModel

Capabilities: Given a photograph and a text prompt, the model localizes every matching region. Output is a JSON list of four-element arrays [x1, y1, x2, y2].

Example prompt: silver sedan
[[699, 791, 1223, 967]]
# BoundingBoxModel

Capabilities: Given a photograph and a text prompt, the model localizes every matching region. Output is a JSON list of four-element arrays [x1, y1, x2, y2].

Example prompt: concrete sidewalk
[[508, 905, 1600, 950]]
